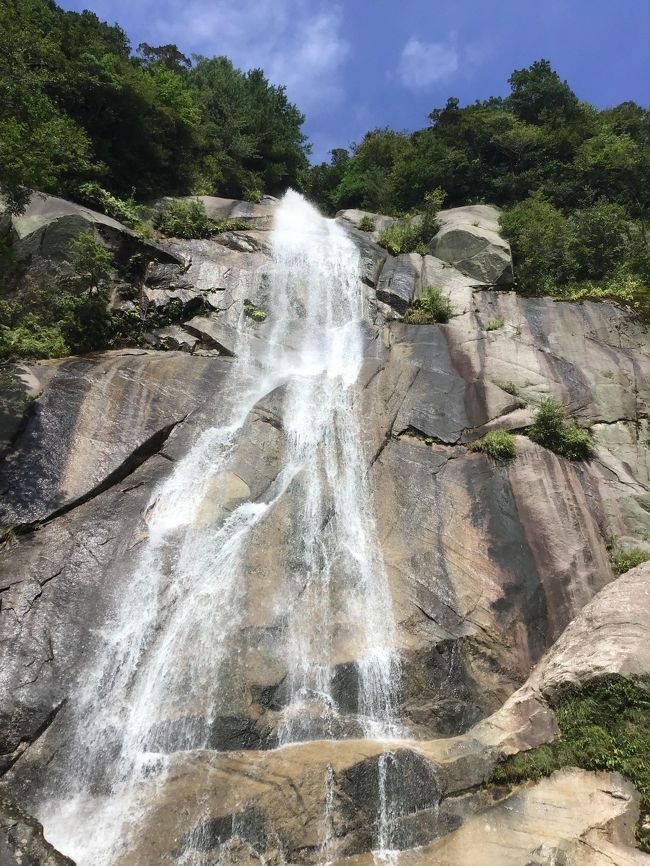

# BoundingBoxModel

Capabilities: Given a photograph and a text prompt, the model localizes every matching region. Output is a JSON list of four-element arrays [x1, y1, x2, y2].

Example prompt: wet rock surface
[[0, 798, 74, 866], [1, 195, 649, 866]]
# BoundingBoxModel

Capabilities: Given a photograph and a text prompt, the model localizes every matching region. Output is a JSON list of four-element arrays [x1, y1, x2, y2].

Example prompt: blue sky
[[58, 0, 649, 161]]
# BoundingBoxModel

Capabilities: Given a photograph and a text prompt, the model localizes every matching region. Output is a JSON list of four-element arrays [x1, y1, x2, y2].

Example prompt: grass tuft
[[468, 429, 517, 460]]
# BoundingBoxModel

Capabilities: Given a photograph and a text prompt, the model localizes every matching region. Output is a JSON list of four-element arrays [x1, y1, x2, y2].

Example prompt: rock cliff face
[[1, 193, 649, 866]]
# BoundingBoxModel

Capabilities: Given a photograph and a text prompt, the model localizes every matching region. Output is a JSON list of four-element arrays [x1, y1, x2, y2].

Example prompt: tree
[[0, 0, 95, 211], [137, 43, 191, 73], [188, 57, 308, 198], [507, 59, 580, 125], [500, 194, 575, 293]]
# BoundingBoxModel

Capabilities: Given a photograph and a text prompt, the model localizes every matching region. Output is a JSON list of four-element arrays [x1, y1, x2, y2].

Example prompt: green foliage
[[213, 218, 251, 233], [491, 676, 650, 852], [611, 546, 650, 575], [0, 1, 308, 209], [500, 195, 643, 302], [76, 182, 148, 233], [68, 231, 115, 288], [528, 398, 595, 460], [485, 317, 505, 331], [377, 220, 422, 255], [377, 188, 445, 254], [358, 215, 376, 232], [155, 200, 252, 238], [243, 188, 263, 204], [0, 280, 111, 360], [403, 286, 452, 324], [156, 199, 213, 239], [188, 57, 307, 199], [500, 194, 574, 293], [468, 429, 517, 460], [244, 302, 267, 322]]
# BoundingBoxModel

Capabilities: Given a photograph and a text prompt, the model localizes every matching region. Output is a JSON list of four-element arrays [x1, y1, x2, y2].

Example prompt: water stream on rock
[[39, 191, 402, 866]]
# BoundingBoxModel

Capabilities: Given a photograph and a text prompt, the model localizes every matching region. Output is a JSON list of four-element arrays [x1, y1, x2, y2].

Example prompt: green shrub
[[612, 546, 650, 575], [378, 188, 446, 255], [485, 317, 505, 331], [500, 194, 575, 294], [76, 182, 149, 233], [156, 199, 214, 239], [528, 397, 594, 460], [468, 429, 517, 460], [243, 188, 263, 203], [213, 218, 251, 233], [0, 319, 69, 360], [358, 215, 376, 232], [491, 676, 650, 852], [0, 232, 116, 360], [403, 286, 452, 324], [68, 231, 115, 289]]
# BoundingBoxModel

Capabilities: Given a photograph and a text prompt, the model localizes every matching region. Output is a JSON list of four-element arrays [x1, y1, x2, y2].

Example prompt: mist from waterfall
[[38, 190, 402, 865]]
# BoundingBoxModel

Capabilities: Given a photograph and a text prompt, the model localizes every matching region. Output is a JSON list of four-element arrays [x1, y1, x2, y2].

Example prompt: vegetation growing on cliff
[[306, 60, 649, 311], [528, 398, 595, 460], [377, 189, 446, 255], [492, 675, 650, 852], [403, 285, 452, 324], [607, 540, 650, 575], [0, 232, 200, 361], [155, 199, 250, 239], [468, 430, 517, 460]]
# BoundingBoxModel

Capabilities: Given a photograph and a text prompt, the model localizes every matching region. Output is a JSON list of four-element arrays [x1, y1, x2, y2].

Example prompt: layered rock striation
[[1, 193, 649, 865]]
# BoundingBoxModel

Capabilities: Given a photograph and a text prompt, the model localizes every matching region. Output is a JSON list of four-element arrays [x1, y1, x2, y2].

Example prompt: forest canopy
[[305, 60, 650, 302], [0, 0, 309, 212], [0, 1, 648, 310]]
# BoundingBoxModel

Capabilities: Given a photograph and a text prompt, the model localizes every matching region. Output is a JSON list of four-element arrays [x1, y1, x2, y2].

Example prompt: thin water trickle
[[38, 191, 403, 865]]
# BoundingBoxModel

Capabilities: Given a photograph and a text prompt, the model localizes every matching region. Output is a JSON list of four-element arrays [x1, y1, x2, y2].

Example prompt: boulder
[[9, 192, 181, 273], [328, 770, 645, 866], [184, 315, 239, 356], [430, 204, 513, 285], [420, 254, 484, 316], [148, 325, 200, 353], [376, 253, 422, 312], [336, 209, 397, 243], [532, 560, 650, 697]]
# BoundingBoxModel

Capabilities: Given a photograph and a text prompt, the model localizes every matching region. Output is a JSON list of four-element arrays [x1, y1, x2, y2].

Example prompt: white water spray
[[38, 191, 402, 865]]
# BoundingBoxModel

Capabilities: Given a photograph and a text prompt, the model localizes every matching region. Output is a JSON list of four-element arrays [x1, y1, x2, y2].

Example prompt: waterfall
[[38, 191, 402, 865]]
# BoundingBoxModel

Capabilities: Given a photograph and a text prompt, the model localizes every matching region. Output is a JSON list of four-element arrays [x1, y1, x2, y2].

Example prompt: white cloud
[[397, 34, 461, 90], [152, 0, 349, 109]]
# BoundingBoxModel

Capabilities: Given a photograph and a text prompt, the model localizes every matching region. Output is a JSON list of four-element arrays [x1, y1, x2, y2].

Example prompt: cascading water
[[38, 191, 403, 865]]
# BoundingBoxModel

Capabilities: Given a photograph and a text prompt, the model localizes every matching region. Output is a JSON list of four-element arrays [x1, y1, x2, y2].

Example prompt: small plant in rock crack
[[358, 215, 376, 232], [609, 542, 650, 575], [485, 317, 505, 331], [467, 429, 517, 460], [498, 380, 519, 396], [244, 302, 267, 322], [403, 286, 452, 324], [0, 526, 17, 546], [528, 397, 594, 460]]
